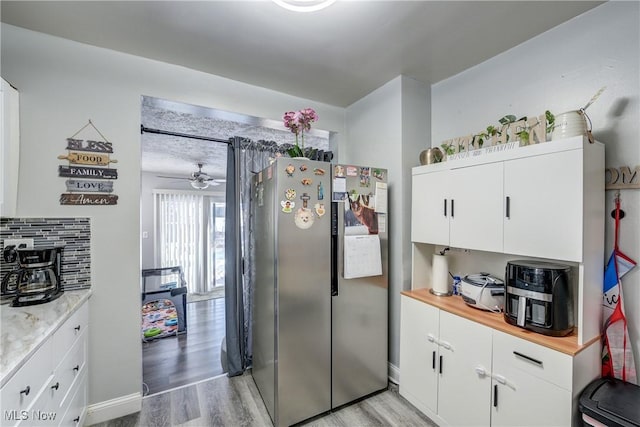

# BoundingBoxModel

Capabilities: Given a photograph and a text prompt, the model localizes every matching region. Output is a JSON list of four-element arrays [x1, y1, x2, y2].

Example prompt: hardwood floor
[[143, 297, 226, 396], [89, 373, 437, 427], [101, 296, 436, 426]]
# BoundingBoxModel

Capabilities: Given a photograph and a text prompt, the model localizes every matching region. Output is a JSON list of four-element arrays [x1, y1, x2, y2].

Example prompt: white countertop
[[0, 289, 91, 387]]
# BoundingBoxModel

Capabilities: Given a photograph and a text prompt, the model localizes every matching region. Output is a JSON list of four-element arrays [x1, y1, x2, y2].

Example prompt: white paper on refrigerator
[[343, 234, 383, 279], [374, 182, 387, 213]]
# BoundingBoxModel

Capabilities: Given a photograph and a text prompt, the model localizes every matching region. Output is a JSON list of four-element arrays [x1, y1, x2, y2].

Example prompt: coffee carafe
[[1, 246, 64, 306]]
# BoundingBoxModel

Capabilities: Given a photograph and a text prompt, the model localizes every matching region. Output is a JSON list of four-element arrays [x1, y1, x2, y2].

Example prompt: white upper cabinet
[[1, 78, 20, 218], [412, 169, 449, 245], [503, 149, 582, 262], [449, 162, 504, 253], [412, 162, 504, 252], [412, 136, 604, 264]]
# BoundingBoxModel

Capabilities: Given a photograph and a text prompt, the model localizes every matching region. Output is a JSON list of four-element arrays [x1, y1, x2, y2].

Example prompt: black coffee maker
[[504, 260, 573, 336], [1, 245, 64, 306]]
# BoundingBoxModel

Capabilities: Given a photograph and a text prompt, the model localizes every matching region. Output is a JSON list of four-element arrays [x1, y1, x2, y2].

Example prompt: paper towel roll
[[431, 254, 450, 296]]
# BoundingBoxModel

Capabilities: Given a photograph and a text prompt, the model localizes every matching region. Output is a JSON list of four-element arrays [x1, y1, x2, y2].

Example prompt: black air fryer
[[504, 260, 573, 336]]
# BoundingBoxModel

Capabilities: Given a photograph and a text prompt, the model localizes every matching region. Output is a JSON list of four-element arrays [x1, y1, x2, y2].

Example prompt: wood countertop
[[402, 288, 599, 356]]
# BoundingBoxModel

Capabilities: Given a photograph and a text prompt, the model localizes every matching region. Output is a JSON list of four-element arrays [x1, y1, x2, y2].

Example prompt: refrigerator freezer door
[[332, 165, 389, 408], [252, 158, 332, 426], [276, 158, 332, 426]]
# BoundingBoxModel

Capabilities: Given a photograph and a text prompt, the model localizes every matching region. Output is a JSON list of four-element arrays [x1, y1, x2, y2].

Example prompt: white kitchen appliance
[[460, 273, 504, 312]]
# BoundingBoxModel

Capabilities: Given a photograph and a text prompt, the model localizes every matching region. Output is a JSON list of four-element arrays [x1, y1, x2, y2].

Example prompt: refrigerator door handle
[[331, 201, 338, 296]]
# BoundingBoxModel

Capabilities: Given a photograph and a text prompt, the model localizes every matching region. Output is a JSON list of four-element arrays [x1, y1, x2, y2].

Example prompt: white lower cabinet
[[399, 296, 492, 426], [490, 358, 571, 427], [0, 300, 89, 427], [400, 294, 598, 426], [437, 311, 492, 426], [490, 330, 572, 427]]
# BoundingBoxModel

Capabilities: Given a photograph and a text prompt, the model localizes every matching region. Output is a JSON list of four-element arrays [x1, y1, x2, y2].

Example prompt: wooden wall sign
[[59, 120, 119, 205], [65, 179, 114, 193], [59, 165, 118, 179], [60, 193, 118, 205], [66, 138, 113, 153], [57, 151, 117, 166], [606, 165, 640, 190]]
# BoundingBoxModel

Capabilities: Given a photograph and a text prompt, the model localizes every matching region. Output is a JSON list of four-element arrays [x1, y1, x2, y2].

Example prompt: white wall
[[346, 75, 430, 372], [1, 23, 346, 418], [431, 2, 640, 375]]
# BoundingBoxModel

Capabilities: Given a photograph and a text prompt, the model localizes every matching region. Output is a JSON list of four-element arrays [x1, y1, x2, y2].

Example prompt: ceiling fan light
[[191, 180, 209, 190], [272, 0, 336, 13]]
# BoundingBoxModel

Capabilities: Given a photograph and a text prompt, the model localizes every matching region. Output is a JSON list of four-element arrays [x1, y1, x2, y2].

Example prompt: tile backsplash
[[0, 218, 91, 291]]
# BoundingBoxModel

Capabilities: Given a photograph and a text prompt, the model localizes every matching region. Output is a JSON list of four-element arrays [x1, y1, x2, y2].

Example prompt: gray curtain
[[225, 138, 332, 375], [224, 137, 243, 376]]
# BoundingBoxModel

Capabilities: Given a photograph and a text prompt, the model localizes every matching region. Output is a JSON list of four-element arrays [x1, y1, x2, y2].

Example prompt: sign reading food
[[57, 151, 117, 166]]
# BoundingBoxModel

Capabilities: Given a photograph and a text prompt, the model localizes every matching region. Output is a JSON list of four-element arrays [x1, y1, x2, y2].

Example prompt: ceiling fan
[[157, 163, 226, 189]]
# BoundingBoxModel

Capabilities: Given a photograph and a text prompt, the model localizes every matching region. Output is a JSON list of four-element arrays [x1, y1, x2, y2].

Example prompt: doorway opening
[[140, 97, 232, 396]]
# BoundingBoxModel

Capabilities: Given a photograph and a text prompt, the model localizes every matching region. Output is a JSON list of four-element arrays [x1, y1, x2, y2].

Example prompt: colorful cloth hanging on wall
[[602, 195, 637, 384]]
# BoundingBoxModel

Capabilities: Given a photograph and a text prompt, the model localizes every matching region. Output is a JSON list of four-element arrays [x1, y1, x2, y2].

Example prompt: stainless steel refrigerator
[[252, 158, 388, 427]]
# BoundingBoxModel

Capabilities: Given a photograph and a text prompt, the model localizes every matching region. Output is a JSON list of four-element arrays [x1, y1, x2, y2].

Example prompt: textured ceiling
[[140, 97, 330, 189]]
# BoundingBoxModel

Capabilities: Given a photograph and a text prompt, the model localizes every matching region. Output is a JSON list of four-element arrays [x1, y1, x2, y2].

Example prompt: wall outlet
[[3, 238, 34, 249]]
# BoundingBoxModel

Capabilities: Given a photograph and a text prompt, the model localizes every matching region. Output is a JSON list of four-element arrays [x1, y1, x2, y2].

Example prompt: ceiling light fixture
[[191, 180, 210, 190], [272, 0, 337, 13]]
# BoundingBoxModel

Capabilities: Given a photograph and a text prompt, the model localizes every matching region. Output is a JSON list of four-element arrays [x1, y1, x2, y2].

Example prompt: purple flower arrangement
[[283, 108, 318, 157]]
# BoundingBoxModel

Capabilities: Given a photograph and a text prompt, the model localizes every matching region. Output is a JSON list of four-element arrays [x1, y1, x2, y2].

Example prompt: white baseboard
[[388, 362, 400, 385], [84, 392, 142, 426]]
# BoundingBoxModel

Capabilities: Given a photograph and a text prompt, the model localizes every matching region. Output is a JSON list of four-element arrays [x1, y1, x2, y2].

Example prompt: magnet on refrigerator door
[[294, 208, 315, 229]]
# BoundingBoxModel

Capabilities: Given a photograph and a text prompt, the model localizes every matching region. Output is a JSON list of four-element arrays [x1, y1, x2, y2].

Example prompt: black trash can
[[579, 377, 640, 427]]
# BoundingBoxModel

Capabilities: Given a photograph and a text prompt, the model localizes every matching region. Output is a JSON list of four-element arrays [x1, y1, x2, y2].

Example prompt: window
[[154, 191, 224, 294]]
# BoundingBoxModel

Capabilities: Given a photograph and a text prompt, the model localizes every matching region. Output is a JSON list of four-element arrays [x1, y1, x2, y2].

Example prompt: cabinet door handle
[[439, 355, 443, 374], [73, 416, 80, 423], [73, 365, 80, 372], [444, 199, 447, 217], [20, 385, 30, 396], [505, 196, 511, 219], [493, 384, 498, 407], [432, 351, 436, 370], [74, 325, 81, 332], [513, 351, 543, 366], [450, 199, 455, 218], [51, 382, 60, 391]]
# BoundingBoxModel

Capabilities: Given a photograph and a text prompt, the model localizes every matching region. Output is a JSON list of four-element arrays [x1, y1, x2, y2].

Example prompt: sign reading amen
[[60, 193, 118, 205]]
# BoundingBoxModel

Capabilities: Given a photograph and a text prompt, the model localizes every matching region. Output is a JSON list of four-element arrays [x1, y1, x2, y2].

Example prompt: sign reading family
[[58, 120, 119, 206], [441, 113, 550, 157]]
